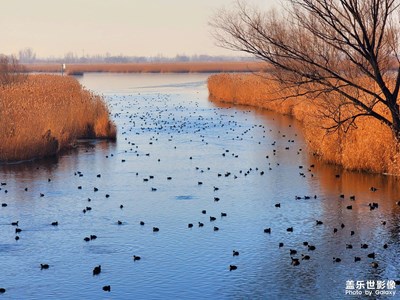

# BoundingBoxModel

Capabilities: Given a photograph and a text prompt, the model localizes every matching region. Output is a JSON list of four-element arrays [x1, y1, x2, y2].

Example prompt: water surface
[[0, 73, 399, 300]]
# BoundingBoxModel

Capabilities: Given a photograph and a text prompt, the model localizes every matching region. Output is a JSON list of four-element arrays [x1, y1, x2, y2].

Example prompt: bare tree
[[18, 47, 36, 64], [211, 0, 400, 138], [0, 55, 27, 86]]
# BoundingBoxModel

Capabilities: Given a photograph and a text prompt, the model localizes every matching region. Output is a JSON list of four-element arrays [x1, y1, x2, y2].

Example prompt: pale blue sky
[[0, 0, 280, 58]]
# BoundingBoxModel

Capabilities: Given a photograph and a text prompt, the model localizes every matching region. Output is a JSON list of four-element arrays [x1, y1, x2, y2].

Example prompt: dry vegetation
[[24, 61, 267, 74], [0, 75, 116, 162], [208, 73, 400, 175]]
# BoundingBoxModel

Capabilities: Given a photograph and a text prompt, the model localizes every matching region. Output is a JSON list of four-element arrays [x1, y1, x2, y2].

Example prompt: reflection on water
[[0, 73, 399, 300]]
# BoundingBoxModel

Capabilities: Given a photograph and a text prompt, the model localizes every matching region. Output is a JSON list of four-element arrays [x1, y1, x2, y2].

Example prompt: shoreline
[[0, 74, 116, 162], [207, 73, 400, 176]]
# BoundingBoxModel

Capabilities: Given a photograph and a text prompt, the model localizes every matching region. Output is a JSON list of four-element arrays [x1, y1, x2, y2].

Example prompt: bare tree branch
[[210, 0, 400, 138]]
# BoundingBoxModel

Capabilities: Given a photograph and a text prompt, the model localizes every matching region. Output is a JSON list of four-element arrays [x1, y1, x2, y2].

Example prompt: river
[[0, 73, 399, 299]]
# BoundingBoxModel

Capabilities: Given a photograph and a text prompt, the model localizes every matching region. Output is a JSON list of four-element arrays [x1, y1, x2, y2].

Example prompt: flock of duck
[[0, 84, 399, 298]]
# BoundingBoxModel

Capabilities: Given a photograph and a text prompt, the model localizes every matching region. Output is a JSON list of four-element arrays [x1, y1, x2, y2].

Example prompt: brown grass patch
[[0, 74, 116, 162], [208, 73, 400, 175], [24, 61, 267, 74]]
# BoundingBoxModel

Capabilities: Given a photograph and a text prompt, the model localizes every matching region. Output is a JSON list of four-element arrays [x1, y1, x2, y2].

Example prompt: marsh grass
[[24, 61, 267, 74], [0, 74, 116, 162], [208, 73, 400, 175]]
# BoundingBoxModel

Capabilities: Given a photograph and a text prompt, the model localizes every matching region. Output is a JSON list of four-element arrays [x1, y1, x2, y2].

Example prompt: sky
[[0, 0, 280, 58]]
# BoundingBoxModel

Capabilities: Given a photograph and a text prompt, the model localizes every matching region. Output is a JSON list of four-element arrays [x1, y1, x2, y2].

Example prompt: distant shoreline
[[23, 61, 268, 74]]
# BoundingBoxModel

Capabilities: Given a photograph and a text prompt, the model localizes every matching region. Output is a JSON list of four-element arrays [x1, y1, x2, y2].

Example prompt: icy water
[[0, 73, 399, 300]]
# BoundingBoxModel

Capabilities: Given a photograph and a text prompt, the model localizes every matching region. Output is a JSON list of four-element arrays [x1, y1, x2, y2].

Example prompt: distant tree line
[[1, 47, 255, 64], [0, 55, 27, 86]]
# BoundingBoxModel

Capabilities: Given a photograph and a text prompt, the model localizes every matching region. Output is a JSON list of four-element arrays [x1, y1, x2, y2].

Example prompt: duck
[[0, 288, 5, 293], [361, 243, 368, 249], [367, 252, 376, 259], [264, 228, 271, 234], [233, 250, 239, 256], [102, 285, 111, 292], [133, 255, 141, 261], [354, 256, 361, 262], [333, 257, 341, 263], [188, 223, 193, 228], [291, 257, 300, 266], [308, 245, 316, 251], [51, 222, 58, 226], [279, 242, 284, 248], [221, 212, 227, 217], [153, 227, 159, 232], [290, 249, 297, 255], [275, 203, 281, 208], [316, 220, 323, 225], [301, 254, 310, 260], [93, 265, 101, 276], [229, 265, 237, 271], [213, 226, 219, 231], [371, 262, 379, 268], [140, 221, 145, 226], [346, 244, 353, 249], [40, 264, 49, 270], [210, 216, 216, 222], [11, 221, 18, 226], [198, 222, 204, 227], [84, 237, 90, 242], [287, 227, 293, 232]]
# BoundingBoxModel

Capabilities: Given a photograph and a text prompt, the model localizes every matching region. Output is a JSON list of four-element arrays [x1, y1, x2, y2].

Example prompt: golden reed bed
[[0, 75, 116, 162], [24, 61, 267, 74], [208, 73, 400, 175]]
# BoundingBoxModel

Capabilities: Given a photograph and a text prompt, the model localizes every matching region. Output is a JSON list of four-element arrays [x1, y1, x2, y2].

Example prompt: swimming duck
[[333, 257, 341, 263], [291, 258, 300, 266], [93, 265, 101, 276], [102, 285, 111, 292], [133, 255, 141, 261]]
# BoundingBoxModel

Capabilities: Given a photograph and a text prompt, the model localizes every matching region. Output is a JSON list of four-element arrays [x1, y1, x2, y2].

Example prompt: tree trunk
[[391, 104, 400, 142]]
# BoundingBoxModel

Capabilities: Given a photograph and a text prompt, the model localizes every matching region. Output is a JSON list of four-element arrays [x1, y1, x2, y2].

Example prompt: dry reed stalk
[[208, 73, 400, 175], [0, 74, 116, 162]]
